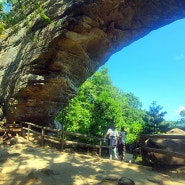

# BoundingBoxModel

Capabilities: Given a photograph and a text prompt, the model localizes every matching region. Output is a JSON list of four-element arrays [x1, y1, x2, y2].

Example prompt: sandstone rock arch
[[0, 0, 185, 125]]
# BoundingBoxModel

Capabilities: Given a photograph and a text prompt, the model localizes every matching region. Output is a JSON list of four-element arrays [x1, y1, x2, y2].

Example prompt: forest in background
[[55, 67, 185, 146]]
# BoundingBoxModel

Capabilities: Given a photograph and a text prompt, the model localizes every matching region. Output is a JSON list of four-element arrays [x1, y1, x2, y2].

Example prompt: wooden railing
[[139, 134, 185, 165], [0, 122, 22, 138], [21, 122, 108, 156]]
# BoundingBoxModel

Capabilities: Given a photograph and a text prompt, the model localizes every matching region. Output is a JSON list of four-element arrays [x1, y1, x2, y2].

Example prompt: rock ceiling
[[0, 0, 185, 125]]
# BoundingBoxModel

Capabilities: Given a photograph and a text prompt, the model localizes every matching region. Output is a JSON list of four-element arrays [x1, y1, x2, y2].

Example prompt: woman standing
[[104, 124, 119, 160]]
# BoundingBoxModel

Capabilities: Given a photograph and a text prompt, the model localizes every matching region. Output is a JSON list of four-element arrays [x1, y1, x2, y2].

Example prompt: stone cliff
[[0, 0, 185, 126]]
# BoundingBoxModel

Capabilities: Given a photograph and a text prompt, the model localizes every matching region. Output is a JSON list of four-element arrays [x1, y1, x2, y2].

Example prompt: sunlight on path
[[0, 136, 185, 185]]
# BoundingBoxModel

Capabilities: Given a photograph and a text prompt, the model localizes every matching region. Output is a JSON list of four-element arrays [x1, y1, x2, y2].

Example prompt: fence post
[[60, 124, 64, 151], [27, 124, 31, 141], [99, 139, 102, 157], [139, 135, 149, 165], [41, 127, 45, 146], [20, 122, 23, 136]]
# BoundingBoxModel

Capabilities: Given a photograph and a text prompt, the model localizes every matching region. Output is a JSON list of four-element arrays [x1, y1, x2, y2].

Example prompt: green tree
[[56, 66, 146, 145], [180, 110, 185, 117], [178, 110, 185, 126], [146, 101, 167, 134], [120, 92, 145, 143]]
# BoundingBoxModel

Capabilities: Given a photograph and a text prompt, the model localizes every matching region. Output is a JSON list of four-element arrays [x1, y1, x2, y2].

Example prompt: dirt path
[[0, 136, 185, 185]]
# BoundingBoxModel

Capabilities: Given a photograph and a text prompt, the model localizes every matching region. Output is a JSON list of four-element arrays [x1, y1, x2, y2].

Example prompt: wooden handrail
[[62, 130, 102, 140], [24, 122, 43, 129], [20, 122, 185, 161], [144, 147, 185, 159], [140, 134, 185, 139], [21, 122, 107, 156]]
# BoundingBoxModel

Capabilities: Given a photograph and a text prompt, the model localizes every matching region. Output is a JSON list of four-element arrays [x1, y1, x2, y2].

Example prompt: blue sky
[[105, 18, 185, 121]]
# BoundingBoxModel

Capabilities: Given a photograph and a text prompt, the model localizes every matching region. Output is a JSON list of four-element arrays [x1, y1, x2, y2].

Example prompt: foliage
[[55, 66, 146, 145], [177, 110, 185, 126], [180, 110, 185, 118], [0, 0, 51, 35], [145, 101, 167, 134]]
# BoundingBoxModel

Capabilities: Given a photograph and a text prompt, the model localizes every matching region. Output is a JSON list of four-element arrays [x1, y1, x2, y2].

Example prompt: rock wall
[[0, 0, 185, 125], [144, 129, 185, 165]]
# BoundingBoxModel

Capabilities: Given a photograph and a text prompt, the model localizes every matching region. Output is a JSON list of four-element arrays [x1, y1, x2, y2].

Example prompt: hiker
[[117, 127, 126, 161], [104, 124, 119, 160]]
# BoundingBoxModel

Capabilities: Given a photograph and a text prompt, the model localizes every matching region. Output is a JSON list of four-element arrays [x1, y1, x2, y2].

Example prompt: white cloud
[[174, 106, 185, 116], [174, 54, 185, 61], [165, 106, 185, 121]]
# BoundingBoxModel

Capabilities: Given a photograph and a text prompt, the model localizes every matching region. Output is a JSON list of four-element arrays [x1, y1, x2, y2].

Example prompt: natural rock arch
[[0, 0, 185, 125]]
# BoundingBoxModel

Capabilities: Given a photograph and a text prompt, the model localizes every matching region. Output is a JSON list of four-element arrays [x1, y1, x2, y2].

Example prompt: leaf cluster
[[55, 66, 146, 145], [0, 0, 51, 35]]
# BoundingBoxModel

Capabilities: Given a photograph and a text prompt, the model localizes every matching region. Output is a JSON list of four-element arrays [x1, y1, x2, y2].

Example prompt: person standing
[[117, 127, 126, 161], [104, 124, 119, 160]]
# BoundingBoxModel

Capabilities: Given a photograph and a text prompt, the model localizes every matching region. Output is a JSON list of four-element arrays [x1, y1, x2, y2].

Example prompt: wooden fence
[[21, 122, 108, 157], [3, 122, 185, 164], [139, 134, 185, 165]]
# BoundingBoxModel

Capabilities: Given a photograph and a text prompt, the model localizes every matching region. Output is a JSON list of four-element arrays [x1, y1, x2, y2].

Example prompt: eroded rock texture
[[0, 0, 185, 125], [144, 128, 185, 165]]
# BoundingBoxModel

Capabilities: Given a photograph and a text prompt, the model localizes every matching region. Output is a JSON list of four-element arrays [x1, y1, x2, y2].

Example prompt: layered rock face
[[0, 0, 185, 125], [144, 129, 185, 165]]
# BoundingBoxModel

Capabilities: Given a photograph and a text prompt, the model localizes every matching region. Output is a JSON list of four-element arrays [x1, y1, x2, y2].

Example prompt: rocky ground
[[0, 136, 185, 185]]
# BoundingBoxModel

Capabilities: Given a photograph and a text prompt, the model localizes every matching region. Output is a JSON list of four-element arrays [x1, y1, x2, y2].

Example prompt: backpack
[[109, 135, 117, 147], [119, 131, 126, 144], [109, 130, 117, 147]]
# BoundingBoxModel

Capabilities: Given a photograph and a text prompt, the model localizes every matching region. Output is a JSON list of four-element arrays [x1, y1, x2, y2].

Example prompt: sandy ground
[[0, 136, 185, 185]]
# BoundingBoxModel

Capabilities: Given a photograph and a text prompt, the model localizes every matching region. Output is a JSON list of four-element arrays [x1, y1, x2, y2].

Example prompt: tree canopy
[[55, 66, 169, 145]]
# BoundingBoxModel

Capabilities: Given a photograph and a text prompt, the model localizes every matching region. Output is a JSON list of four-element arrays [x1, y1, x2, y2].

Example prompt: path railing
[[21, 122, 108, 156]]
